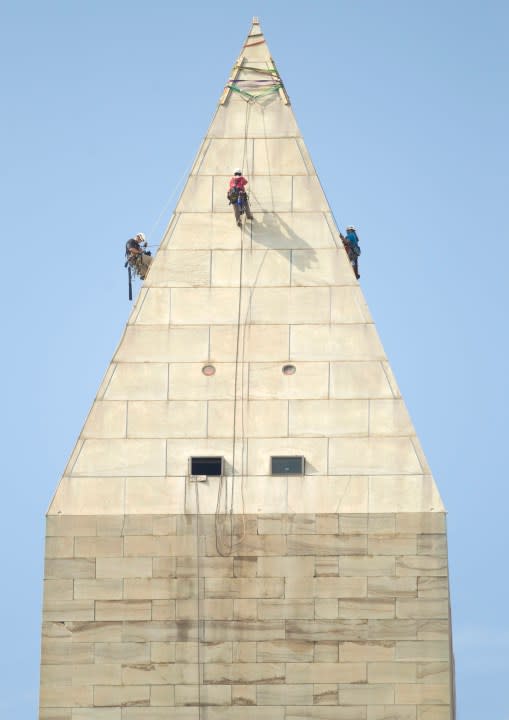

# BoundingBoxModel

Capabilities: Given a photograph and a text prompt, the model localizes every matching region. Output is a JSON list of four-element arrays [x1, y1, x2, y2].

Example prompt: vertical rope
[[230, 98, 252, 549], [230, 214, 246, 542], [194, 480, 202, 720], [215, 97, 252, 556]]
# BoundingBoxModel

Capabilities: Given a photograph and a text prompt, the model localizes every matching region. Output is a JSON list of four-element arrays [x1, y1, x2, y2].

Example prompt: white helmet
[[233, 168, 242, 175], [346, 225, 355, 231], [136, 232, 146, 242]]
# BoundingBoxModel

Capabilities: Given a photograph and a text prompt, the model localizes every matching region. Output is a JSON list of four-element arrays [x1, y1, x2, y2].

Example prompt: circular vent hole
[[202, 364, 216, 376], [282, 364, 296, 376]]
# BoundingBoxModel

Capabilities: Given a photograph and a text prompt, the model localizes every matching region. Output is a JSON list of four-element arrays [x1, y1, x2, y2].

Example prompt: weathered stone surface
[[96, 557, 153, 578], [95, 600, 151, 621], [286, 709, 365, 720], [417, 662, 450, 684], [367, 707, 416, 720], [43, 600, 95, 622], [93, 685, 150, 707], [174, 683, 231, 706], [122, 621, 198, 643], [287, 662, 366, 684], [122, 662, 198, 685], [46, 516, 97, 536], [233, 599, 257, 620], [74, 710, 122, 720], [339, 556, 395, 576], [395, 684, 450, 705], [65, 621, 122, 643], [417, 577, 449, 600], [94, 642, 150, 664], [150, 685, 176, 706], [39, 685, 93, 707], [74, 580, 123, 600], [368, 619, 419, 640], [124, 578, 180, 600], [203, 663, 285, 684], [123, 709, 199, 720], [287, 534, 367, 556], [203, 620, 286, 642], [313, 684, 338, 705], [315, 599, 338, 619], [287, 619, 368, 641], [368, 577, 417, 599], [339, 683, 394, 704], [41, 639, 94, 664], [257, 640, 314, 662], [45, 559, 95, 579], [396, 556, 448, 577], [367, 662, 417, 683], [367, 534, 416, 556], [339, 599, 395, 619], [314, 642, 339, 662], [257, 684, 313, 705], [396, 513, 446, 534], [418, 706, 451, 720], [204, 578, 284, 599], [340, 641, 395, 662], [257, 556, 314, 576], [45, 537, 74, 558], [43, 579, 73, 602], [258, 599, 314, 619], [231, 684, 256, 706], [396, 641, 450, 661], [39, 710, 72, 720], [396, 599, 449, 619]]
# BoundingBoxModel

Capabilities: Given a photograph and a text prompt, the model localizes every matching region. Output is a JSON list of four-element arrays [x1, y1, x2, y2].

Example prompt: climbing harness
[[236, 191, 247, 216], [124, 245, 152, 300], [228, 187, 252, 227]]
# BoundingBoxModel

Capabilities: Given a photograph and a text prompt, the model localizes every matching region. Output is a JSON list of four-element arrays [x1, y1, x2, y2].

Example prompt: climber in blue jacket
[[341, 225, 361, 279]]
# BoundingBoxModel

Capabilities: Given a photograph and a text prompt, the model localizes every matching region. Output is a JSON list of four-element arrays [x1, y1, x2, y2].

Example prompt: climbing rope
[[225, 83, 283, 101], [214, 99, 251, 557], [328, 209, 345, 250], [228, 216, 246, 546], [214, 57, 290, 554], [243, 39, 265, 48], [145, 162, 193, 244], [232, 64, 279, 75], [225, 62, 284, 102], [194, 480, 202, 720], [229, 100, 252, 552], [224, 100, 279, 554]]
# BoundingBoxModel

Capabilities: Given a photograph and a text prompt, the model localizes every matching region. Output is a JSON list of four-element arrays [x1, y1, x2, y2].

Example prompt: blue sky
[[1, 1, 508, 717]]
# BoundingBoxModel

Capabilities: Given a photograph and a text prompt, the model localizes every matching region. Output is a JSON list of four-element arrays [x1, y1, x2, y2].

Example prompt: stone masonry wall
[[40, 511, 452, 720]]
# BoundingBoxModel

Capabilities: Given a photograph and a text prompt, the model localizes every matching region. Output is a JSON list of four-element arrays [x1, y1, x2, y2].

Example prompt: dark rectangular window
[[190, 457, 224, 476], [271, 456, 304, 475]]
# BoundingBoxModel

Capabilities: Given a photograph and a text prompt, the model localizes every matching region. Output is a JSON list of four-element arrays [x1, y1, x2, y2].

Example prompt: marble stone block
[[102, 363, 168, 401], [286, 662, 366, 684]]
